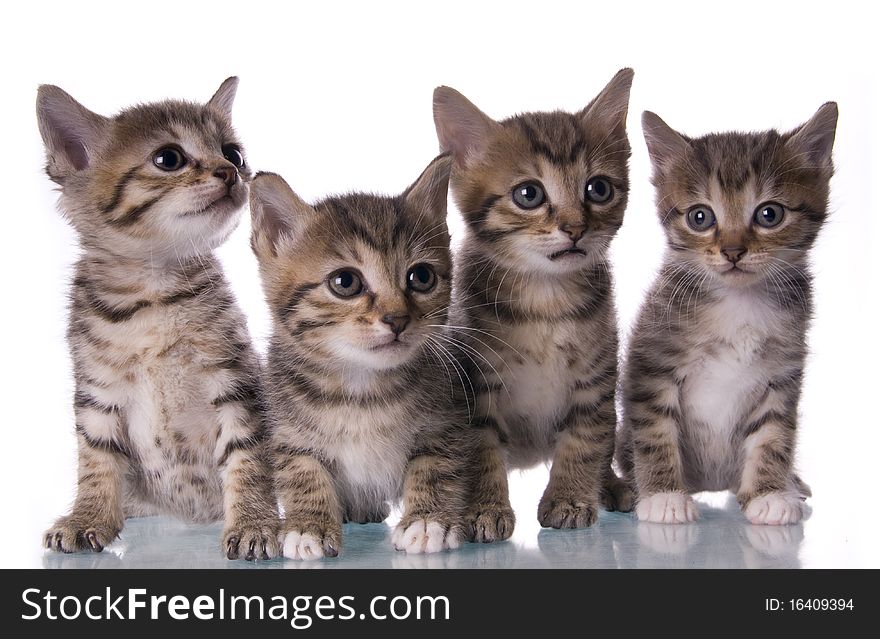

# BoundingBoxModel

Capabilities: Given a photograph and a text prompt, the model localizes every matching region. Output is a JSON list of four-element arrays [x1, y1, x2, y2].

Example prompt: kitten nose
[[213, 166, 237, 188], [560, 223, 586, 242], [381, 313, 410, 337], [721, 246, 747, 263]]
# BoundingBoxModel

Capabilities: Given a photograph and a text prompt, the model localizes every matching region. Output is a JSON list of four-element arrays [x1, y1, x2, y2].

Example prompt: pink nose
[[213, 166, 237, 187], [381, 313, 410, 336], [721, 246, 747, 263], [560, 223, 586, 242]]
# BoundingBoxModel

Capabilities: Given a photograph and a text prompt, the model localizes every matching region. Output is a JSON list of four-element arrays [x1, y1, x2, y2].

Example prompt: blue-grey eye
[[328, 269, 363, 297], [407, 263, 436, 293], [512, 182, 545, 209], [222, 143, 244, 168], [754, 202, 784, 228], [686, 206, 716, 231], [585, 177, 613, 203], [153, 146, 186, 171]]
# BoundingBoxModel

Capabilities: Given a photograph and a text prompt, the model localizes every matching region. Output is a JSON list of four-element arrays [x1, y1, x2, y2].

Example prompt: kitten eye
[[407, 263, 437, 293], [511, 182, 546, 210], [222, 144, 245, 168], [328, 269, 363, 298], [585, 177, 613, 204], [153, 147, 186, 171], [686, 206, 716, 231], [754, 202, 785, 228]]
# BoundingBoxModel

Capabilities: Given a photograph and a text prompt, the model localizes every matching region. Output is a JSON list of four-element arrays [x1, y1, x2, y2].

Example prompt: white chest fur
[[493, 321, 583, 464], [679, 289, 783, 485], [319, 404, 411, 507], [92, 307, 220, 469]]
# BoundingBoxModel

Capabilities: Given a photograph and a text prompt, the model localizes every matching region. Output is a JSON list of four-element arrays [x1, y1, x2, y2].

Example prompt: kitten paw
[[601, 475, 635, 513], [636, 492, 698, 524], [222, 520, 280, 561], [537, 495, 598, 529], [743, 492, 806, 525], [467, 504, 515, 543], [392, 519, 461, 554], [280, 522, 341, 561], [44, 515, 121, 553]]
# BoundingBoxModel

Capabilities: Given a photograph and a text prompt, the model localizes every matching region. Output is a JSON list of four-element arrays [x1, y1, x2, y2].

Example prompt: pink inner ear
[[62, 137, 90, 171]]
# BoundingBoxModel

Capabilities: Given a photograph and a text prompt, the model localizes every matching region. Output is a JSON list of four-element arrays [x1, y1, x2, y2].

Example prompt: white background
[[1, 0, 877, 568]]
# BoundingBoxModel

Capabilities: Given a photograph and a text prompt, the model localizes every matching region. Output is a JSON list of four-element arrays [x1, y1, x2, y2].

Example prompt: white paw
[[281, 530, 325, 561], [392, 520, 460, 554], [636, 492, 699, 524], [743, 492, 805, 525]]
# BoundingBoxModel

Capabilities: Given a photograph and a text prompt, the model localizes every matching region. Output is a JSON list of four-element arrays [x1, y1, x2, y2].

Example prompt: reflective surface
[[42, 494, 812, 569]]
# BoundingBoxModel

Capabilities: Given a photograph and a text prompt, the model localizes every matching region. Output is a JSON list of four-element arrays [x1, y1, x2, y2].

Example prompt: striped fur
[[251, 155, 479, 559], [38, 79, 279, 559], [433, 69, 635, 536], [619, 104, 838, 525]]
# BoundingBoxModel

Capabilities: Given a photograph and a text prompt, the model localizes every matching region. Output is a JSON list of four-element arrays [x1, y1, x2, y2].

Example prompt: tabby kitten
[[251, 155, 476, 559], [38, 79, 279, 559], [618, 103, 838, 524], [433, 69, 635, 538]]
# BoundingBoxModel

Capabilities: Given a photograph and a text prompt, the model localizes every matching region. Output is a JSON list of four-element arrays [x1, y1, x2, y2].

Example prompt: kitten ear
[[580, 68, 634, 135], [36, 85, 109, 183], [249, 172, 313, 260], [642, 111, 690, 168], [403, 154, 452, 224], [433, 86, 496, 167], [786, 102, 838, 169], [207, 76, 239, 116]]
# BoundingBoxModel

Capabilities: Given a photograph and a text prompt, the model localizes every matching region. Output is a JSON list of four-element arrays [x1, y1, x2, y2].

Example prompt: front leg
[[214, 376, 280, 561], [625, 355, 698, 524], [539, 365, 618, 529], [465, 392, 515, 542], [737, 376, 805, 525], [394, 436, 469, 554], [275, 450, 342, 561], [45, 394, 127, 553]]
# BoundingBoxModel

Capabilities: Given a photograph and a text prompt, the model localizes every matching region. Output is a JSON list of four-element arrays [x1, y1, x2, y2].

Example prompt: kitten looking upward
[[433, 69, 635, 539], [619, 103, 838, 525], [37, 78, 278, 560]]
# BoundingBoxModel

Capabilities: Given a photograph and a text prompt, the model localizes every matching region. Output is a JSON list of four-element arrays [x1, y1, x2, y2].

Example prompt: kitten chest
[[491, 321, 585, 465], [86, 306, 226, 512], [320, 405, 412, 506], [678, 294, 781, 488]]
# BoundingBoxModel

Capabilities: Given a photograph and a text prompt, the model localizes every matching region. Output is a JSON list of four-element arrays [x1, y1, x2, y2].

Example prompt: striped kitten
[[37, 79, 279, 559], [433, 69, 635, 537], [619, 103, 838, 525], [250, 155, 476, 559]]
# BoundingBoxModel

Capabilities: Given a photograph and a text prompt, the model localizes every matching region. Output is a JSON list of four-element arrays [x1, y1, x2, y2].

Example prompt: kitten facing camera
[[38, 79, 279, 560], [618, 104, 838, 525], [433, 69, 635, 538], [251, 155, 479, 560]]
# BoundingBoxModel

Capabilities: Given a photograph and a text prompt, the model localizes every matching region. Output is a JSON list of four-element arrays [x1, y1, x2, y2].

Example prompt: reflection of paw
[[636, 492, 698, 523], [222, 520, 279, 561], [637, 522, 698, 555], [743, 492, 805, 525], [601, 475, 635, 513], [743, 523, 804, 558], [44, 515, 121, 553], [538, 492, 598, 529], [468, 504, 515, 542], [280, 523, 341, 561], [392, 519, 461, 554]]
